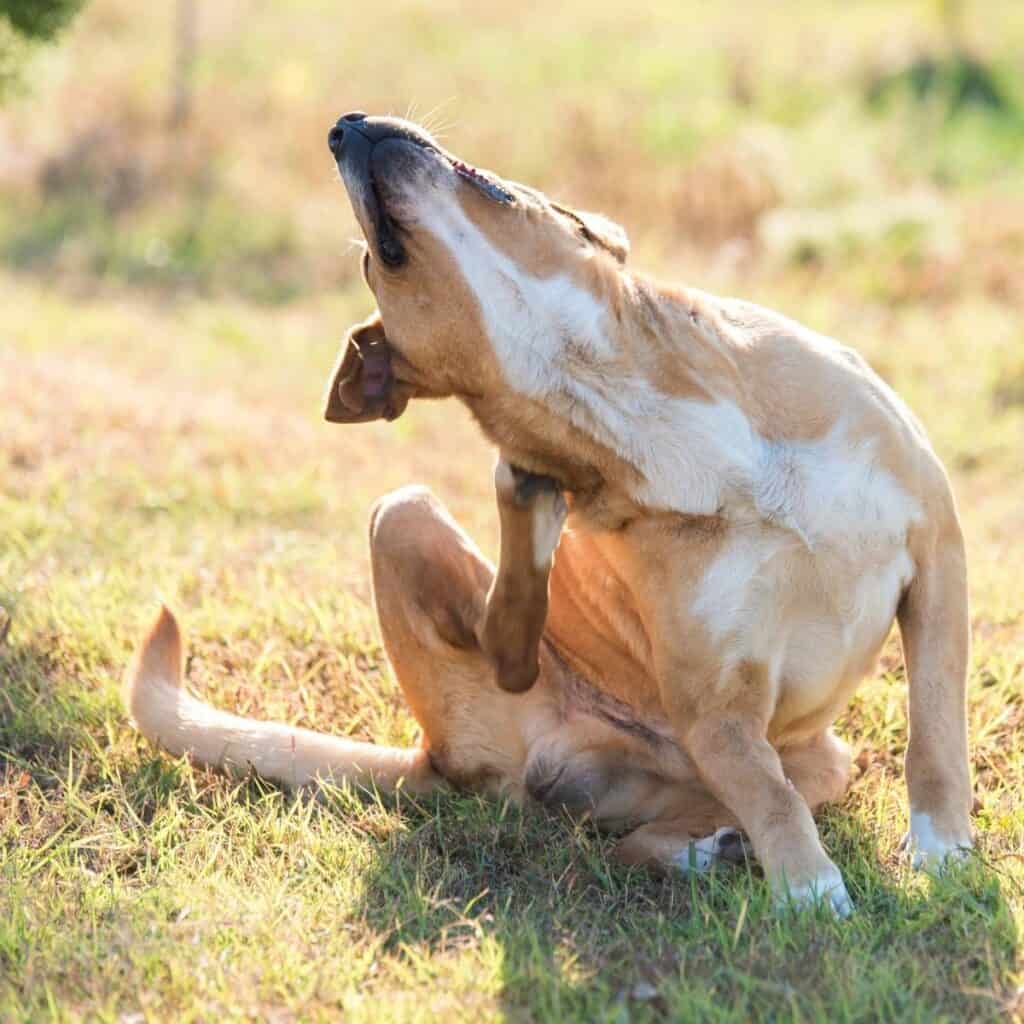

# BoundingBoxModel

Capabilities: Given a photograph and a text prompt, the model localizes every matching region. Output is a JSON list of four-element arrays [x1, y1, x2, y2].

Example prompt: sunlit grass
[[2, 0, 1023, 1020]]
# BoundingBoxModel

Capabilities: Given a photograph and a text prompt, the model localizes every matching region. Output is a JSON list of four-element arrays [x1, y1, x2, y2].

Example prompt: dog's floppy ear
[[324, 312, 415, 424], [553, 203, 630, 264]]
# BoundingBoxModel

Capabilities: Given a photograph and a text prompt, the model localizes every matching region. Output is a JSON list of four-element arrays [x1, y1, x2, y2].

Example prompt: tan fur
[[124, 115, 975, 913], [125, 497, 849, 843], [476, 460, 567, 693], [123, 605, 442, 795]]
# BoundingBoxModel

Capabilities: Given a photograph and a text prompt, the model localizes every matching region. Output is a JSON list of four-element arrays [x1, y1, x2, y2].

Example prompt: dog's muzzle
[[328, 112, 515, 268], [328, 112, 439, 268]]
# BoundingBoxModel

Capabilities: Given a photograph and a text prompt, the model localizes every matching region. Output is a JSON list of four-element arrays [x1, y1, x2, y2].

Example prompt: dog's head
[[323, 112, 630, 424]]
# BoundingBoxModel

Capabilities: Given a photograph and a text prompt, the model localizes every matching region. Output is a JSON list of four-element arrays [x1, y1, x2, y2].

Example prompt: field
[[2, 1, 1023, 1020]]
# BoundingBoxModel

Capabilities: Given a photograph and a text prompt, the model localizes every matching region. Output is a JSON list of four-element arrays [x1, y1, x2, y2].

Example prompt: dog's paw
[[673, 827, 751, 874], [493, 459, 568, 570], [775, 863, 853, 918], [900, 812, 974, 872], [493, 459, 560, 503]]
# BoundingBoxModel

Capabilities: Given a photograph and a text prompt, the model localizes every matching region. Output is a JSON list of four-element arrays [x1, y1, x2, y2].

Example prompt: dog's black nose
[[328, 111, 368, 154]]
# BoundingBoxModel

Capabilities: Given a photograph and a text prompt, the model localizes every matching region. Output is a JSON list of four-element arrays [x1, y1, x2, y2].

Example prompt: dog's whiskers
[[417, 97, 456, 142]]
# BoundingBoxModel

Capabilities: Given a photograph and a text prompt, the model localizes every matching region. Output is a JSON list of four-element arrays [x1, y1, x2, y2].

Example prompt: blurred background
[[5, 0, 1024, 305], [3, 0, 1023, 713], [3, 0, 1023, 724], [4, 0, 1024, 460], [3, 4, 1024, 1018]]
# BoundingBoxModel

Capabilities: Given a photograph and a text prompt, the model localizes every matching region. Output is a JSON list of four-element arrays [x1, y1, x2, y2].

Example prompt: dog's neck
[[459, 274, 751, 523]]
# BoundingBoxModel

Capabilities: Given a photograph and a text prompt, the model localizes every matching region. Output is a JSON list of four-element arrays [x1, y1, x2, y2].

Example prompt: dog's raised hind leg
[[477, 458, 567, 693]]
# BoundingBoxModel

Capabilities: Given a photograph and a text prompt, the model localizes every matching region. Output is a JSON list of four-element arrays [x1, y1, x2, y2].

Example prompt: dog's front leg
[[477, 458, 567, 693], [897, 515, 974, 868], [668, 664, 852, 915]]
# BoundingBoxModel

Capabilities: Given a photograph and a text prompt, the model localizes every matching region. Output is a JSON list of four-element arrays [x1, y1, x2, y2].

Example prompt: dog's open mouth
[[362, 141, 417, 268]]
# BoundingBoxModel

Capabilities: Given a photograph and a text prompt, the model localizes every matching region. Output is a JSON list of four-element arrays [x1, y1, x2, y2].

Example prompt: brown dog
[[124, 114, 974, 915]]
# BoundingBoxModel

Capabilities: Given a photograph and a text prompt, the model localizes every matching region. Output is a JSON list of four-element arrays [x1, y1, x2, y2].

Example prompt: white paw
[[493, 458, 518, 499], [672, 827, 749, 875], [901, 811, 974, 872], [776, 863, 853, 918]]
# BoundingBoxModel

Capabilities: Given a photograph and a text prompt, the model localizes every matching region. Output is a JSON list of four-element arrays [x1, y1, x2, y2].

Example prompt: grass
[[2, 0, 1024, 1020]]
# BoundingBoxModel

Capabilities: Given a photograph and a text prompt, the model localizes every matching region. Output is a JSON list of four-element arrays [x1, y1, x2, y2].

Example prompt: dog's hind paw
[[530, 488, 568, 569], [494, 459, 568, 570], [673, 827, 751, 874]]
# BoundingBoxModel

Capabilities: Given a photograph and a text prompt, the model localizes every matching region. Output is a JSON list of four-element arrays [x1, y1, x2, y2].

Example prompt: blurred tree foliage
[[2, 0, 84, 42], [0, 0, 86, 96], [867, 0, 1015, 120]]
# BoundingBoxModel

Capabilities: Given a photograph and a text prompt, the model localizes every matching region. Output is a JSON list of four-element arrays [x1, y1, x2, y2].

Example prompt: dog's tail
[[123, 606, 442, 794]]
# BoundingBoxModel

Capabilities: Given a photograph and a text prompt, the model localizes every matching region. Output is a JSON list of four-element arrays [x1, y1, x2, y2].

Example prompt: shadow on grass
[[341, 795, 1020, 1022], [1, 626, 1018, 1021]]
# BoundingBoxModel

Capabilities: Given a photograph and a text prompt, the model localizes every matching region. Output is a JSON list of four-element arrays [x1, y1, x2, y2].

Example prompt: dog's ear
[[324, 313, 415, 424], [554, 203, 630, 264], [576, 210, 630, 263]]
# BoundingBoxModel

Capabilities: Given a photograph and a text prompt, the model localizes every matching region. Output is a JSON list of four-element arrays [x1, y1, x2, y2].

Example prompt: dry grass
[[1, 1, 1023, 1021]]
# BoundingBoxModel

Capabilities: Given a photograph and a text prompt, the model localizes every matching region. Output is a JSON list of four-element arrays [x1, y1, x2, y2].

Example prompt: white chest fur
[[424, 191, 918, 528], [422, 194, 763, 516], [424, 194, 921, 707], [691, 426, 919, 719]]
